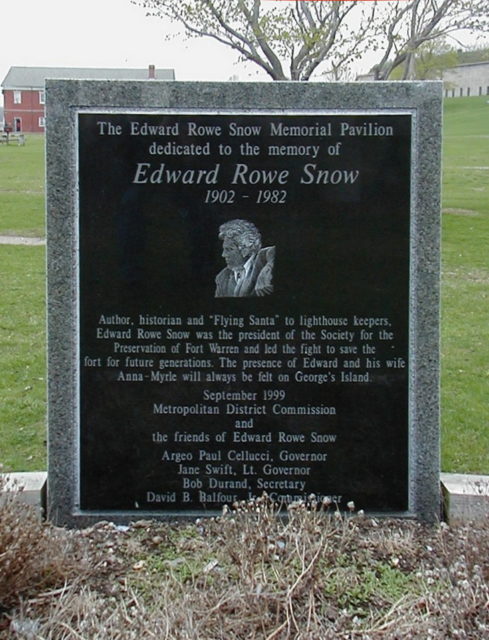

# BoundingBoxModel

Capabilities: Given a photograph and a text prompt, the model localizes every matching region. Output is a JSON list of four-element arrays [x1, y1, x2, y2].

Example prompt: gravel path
[[0, 235, 45, 246]]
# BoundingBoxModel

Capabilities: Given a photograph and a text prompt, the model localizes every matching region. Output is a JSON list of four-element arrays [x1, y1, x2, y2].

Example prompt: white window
[[39, 91, 45, 104], [14, 90, 22, 104], [39, 117, 45, 128]]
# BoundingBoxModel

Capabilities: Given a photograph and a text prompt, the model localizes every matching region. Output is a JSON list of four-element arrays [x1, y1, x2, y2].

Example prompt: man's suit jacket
[[215, 246, 275, 297]]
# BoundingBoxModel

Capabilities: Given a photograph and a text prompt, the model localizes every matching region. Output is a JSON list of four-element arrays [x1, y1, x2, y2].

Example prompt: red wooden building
[[2, 66, 175, 134]]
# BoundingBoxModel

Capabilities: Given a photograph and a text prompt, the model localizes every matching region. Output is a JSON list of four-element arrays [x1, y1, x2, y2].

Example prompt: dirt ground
[[1, 496, 488, 639]]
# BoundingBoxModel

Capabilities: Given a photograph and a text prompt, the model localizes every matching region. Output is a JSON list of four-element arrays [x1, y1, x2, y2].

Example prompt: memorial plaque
[[46, 81, 441, 525]]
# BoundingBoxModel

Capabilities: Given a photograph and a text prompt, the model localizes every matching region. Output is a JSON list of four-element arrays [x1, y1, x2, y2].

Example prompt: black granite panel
[[78, 112, 411, 513]]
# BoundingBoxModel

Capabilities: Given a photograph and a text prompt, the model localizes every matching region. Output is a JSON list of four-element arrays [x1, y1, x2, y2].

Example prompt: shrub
[[0, 473, 85, 610]]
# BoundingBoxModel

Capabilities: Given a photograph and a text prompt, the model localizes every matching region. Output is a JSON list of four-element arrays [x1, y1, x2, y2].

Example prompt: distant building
[[355, 73, 376, 82], [356, 59, 489, 98], [1, 66, 175, 133], [442, 61, 489, 98]]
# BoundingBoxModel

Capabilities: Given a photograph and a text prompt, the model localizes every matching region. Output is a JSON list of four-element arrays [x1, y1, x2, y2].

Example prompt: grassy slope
[[0, 104, 487, 473], [441, 96, 489, 473]]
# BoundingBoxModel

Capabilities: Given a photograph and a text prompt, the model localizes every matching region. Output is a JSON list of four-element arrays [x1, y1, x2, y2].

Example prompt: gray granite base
[[46, 80, 442, 527]]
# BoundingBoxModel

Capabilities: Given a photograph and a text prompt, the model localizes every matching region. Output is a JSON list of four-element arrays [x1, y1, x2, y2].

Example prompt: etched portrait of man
[[215, 219, 275, 297]]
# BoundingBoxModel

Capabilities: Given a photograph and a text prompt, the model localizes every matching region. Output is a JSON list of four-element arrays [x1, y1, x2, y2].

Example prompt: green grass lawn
[[0, 101, 488, 474], [441, 96, 489, 473], [0, 135, 45, 237], [0, 245, 46, 470]]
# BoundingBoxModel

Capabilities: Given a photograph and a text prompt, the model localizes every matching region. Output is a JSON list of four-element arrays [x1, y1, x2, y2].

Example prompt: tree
[[134, 0, 378, 81], [456, 45, 489, 64], [372, 0, 489, 80], [134, 0, 489, 82], [388, 39, 459, 81]]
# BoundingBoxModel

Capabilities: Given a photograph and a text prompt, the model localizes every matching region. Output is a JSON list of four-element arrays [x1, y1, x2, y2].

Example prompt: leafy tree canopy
[[134, 0, 489, 81]]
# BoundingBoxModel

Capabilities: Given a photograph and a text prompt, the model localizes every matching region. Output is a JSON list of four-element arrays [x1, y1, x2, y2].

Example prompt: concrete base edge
[[1, 471, 488, 526]]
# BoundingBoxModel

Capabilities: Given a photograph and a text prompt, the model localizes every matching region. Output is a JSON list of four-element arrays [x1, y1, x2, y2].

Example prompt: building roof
[[2, 66, 175, 88], [452, 60, 489, 69]]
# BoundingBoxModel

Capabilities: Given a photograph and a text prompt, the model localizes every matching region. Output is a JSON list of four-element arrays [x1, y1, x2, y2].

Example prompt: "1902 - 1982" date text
[[204, 189, 287, 204]]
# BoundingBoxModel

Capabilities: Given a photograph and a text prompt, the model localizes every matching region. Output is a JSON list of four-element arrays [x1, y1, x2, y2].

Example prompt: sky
[[0, 0, 262, 92], [2, 0, 487, 100]]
